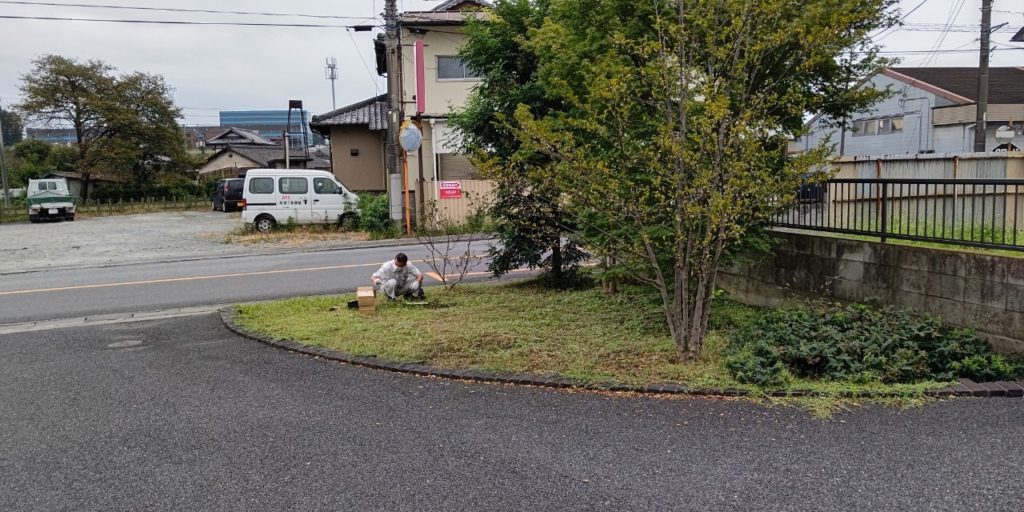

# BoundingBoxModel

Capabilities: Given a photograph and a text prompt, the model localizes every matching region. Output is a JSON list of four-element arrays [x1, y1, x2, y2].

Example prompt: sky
[[0, 0, 1021, 127]]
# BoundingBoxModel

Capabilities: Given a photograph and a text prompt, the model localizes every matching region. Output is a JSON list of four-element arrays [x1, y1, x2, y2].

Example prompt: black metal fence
[[775, 178, 1024, 252]]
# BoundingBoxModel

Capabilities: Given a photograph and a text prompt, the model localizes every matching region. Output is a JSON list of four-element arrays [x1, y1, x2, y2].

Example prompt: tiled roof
[[884, 67, 1024, 105], [220, 144, 312, 167], [310, 95, 388, 132], [402, 0, 490, 25], [400, 10, 489, 25], [207, 127, 276, 146]]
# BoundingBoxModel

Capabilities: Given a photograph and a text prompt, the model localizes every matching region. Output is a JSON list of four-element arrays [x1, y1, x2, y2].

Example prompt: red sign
[[439, 181, 462, 199]]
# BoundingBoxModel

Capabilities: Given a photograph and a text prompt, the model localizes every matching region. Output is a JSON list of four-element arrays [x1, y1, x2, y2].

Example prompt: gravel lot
[[0, 211, 247, 274]]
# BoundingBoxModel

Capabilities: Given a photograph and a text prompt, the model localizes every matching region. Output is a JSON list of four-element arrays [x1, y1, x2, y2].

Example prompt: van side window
[[279, 177, 308, 194], [249, 178, 274, 194], [313, 177, 339, 195]]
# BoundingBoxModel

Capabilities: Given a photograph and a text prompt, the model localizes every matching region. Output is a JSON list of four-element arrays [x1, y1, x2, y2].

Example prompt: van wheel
[[254, 215, 276, 233]]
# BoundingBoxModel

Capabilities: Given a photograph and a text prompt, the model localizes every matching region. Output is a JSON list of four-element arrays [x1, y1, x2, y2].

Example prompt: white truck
[[26, 178, 76, 223]]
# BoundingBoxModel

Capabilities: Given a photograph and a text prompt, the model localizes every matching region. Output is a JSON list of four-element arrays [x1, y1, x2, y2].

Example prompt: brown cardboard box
[[357, 286, 376, 313]]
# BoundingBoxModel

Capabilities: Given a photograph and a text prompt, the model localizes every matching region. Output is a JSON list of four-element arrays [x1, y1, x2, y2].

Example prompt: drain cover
[[107, 340, 144, 349]]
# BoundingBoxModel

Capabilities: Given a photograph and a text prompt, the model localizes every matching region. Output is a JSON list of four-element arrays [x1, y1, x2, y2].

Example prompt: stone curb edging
[[219, 308, 1024, 399]]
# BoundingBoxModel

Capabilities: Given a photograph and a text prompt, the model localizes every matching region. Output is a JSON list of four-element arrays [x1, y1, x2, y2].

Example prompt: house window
[[852, 116, 903, 137], [437, 56, 480, 80]]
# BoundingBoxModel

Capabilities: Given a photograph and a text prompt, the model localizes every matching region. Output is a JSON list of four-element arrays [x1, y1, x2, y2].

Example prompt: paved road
[[1, 315, 1021, 511], [0, 242, 497, 325]]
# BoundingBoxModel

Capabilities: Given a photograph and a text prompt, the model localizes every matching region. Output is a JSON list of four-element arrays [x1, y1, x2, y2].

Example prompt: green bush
[[724, 302, 1024, 387], [356, 193, 398, 238]]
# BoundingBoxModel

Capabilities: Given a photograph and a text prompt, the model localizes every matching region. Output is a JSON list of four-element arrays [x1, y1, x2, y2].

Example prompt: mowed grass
[[235, 281, 947, 405], [237, 282, 741, 388]]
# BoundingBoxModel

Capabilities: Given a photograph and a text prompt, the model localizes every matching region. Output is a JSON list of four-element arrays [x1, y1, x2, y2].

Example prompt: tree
[[1, 107, 23, 147], [17, 55, 186, 199], [7, 139, 79, 187], [511, 0, 896, 359], [451, 0, 586, 285]]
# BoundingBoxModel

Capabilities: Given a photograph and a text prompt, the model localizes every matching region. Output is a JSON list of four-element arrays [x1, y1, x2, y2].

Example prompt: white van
[[242, 169, 360, 232]]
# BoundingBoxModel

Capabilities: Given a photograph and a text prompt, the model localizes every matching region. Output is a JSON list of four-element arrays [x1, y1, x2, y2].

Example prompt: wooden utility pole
[[974, 0, 993, 152], [384, 0, 403, 221]]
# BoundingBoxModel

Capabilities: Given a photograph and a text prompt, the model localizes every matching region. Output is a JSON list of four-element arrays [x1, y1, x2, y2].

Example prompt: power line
[[873, 0, 930, 43], [0, 1, 380, 21], [0, 14, 375, 29]]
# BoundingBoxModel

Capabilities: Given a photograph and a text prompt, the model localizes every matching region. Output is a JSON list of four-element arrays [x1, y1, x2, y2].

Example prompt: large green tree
[[18, 55, 187, 199], [511, 0, 896, 359], [452, 0, 586, 284]]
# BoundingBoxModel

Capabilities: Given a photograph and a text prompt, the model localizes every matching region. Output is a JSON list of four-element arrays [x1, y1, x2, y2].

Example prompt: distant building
[[793, 67, 1024, 157], [219, 110, 322, 147], [197, 144, 330, 181], [26, 128, 77, 144]]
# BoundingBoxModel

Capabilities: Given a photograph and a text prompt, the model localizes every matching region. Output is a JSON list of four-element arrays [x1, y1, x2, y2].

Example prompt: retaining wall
[[718, 230, 1024, 353]]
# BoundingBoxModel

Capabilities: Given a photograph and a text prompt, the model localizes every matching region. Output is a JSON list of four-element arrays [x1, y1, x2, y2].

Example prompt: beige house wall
[[330, 126, 386, 192], [400, 28, 479, 117], [198, 151, 262, 176]]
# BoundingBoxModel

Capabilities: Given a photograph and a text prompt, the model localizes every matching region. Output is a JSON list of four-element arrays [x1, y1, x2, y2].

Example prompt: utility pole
[[325, 57, 338, 110], [0, 99, 10, 207], [974, 0, 993, 152], [384, 0, 403, 221]]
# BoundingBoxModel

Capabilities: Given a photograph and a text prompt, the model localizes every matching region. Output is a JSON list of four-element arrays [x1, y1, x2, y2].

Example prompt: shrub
[[356, 192, 398, 238], [725, 302, 1024, 386]]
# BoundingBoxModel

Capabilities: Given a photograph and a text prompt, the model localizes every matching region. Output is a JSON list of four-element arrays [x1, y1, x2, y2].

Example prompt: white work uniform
[[372, 260, 422, 299]]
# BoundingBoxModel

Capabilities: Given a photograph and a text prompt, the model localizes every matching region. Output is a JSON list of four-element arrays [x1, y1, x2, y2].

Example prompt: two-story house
[[310, 0, 487, 197], [792, 67, 1024, 157]]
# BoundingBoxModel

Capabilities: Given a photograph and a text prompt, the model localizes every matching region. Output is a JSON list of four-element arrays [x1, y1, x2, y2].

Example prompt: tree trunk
[[550, 240, 562, 283], [81, 173, 91, 202], [602, 255, 618, 295]]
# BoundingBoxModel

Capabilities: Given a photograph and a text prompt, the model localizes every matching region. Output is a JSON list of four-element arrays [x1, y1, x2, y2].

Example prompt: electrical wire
[[873, 0, 930, 43], [0, 14, 373, 29], [348, 30, 383, 96], [0, 1, 380, 21], [919, 0, 967, 67]]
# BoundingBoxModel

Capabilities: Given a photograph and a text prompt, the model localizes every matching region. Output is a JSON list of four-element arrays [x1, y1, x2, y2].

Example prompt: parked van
[[212, 178, 244, 212], [242, 169, 359, 232]]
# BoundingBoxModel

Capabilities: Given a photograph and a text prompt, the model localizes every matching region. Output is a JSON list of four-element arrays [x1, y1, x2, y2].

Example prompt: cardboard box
[[357, 286, 376, 312]]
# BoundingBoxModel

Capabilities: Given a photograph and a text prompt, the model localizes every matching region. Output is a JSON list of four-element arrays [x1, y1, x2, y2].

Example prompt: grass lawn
[[235, 281, 948, 408]]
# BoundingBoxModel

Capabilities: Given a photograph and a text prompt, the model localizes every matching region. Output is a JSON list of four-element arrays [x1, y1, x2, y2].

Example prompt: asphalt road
[[1, 315, 1022, 511], [0, 242, 498, 325]]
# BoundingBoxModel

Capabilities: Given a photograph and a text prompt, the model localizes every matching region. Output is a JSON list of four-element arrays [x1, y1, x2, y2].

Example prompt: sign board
[[993, 143, 1020, 152], [439, 180, 462, 199]]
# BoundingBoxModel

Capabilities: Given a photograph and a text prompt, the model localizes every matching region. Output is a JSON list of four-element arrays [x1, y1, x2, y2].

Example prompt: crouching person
[[372, 252, 425, 300]]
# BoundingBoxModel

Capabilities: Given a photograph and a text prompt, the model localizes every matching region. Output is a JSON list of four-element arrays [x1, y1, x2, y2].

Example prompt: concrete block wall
[[719, 231, 1024, 353]]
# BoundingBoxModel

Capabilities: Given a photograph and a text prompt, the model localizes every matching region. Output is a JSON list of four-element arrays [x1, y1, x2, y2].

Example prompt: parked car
[[212, 178, 245, 212], [241, 169, 359, 232]]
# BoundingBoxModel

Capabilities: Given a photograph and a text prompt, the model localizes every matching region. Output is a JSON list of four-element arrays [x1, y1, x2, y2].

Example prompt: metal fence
[[775, 178, 1024, 251]]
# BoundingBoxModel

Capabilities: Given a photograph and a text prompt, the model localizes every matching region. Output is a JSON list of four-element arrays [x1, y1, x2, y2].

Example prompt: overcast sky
[[0, 0, 1021, 126]]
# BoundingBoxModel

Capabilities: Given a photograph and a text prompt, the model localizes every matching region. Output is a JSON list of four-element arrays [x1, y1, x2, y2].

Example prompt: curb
[[219, 308, 1024, 399]]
